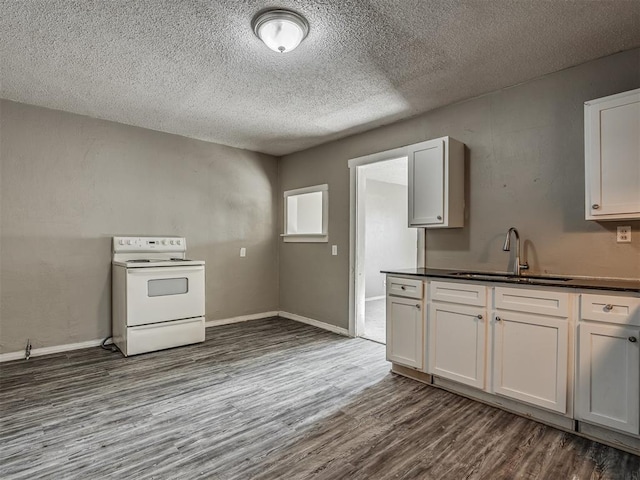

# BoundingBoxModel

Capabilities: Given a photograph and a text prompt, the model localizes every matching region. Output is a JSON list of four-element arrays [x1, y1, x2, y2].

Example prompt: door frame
[[347, 146, 425, 337]]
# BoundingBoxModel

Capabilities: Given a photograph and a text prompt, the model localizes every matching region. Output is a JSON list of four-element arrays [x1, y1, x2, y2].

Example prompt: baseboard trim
[[205, 311, 279, 328], [0, 310, 346, 362], [278, 311, 351, 337], [0, 339, 104, 363]]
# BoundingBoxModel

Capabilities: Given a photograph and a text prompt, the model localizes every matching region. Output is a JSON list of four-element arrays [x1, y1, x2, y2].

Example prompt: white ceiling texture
[[1, 1, 639, 156]]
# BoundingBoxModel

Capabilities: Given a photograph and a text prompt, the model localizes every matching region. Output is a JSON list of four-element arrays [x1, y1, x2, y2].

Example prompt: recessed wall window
[[282, 184, 328, 242]]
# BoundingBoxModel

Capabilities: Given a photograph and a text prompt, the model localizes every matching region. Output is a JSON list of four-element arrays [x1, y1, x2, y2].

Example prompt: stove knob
[[170, 240, 175, 245], [127, 240, 133, 245], [162, 239, 168, 245], [119, 239, 125, 245], [177, 239, 182, 245]]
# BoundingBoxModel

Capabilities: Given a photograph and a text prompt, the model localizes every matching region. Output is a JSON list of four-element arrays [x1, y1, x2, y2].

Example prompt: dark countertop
[[381, 268, 640, 294]]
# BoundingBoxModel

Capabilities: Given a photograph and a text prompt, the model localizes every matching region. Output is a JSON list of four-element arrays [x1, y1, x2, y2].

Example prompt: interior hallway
[[363, 297, 386, 344]]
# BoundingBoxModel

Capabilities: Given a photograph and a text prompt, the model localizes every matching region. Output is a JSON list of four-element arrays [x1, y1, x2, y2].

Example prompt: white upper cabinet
[[408, 137, 465, 228], [585, 89, 640, 220]]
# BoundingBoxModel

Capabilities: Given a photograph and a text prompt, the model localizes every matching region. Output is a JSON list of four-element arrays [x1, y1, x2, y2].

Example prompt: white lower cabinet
[[492, 311, 568, 413], [577, 322, 640, 435], [429, 302, 486, 388], [387, 277, 640, 451], [387, 296, 423, 369], [386, 276, 424, 370]]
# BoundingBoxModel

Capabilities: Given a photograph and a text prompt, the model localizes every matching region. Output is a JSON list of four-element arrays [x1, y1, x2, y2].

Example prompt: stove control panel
[[113, 236, 186, 253]]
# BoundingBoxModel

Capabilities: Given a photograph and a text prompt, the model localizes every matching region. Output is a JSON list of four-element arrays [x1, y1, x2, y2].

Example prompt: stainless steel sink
[[448, 271, 571, 283]]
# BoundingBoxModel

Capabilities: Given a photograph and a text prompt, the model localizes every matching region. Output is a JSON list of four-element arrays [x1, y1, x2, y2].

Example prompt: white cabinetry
[[386, 276, 424, 369], [407, 137, 465, 228], [577, 294, 640, 436], [387, 274, 640, 452], [492, 287, 569, 414], [428, 281, 487, 388], [585, 88, 640, 220]]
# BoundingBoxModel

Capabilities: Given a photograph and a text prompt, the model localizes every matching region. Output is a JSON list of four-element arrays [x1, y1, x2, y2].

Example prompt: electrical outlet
[[617, 226, 631, 243], [331, 245, 338, 256], [240, 247, 246, 257]]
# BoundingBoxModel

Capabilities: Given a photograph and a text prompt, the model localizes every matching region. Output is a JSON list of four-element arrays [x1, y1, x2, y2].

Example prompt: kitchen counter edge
[[381, 268, 640, 294]]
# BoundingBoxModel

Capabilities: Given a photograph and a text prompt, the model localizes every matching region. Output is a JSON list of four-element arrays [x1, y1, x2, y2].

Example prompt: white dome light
[[252, 9, 309, 53]]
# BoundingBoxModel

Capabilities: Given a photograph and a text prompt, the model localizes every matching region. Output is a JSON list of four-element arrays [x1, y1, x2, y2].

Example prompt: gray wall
[[279, 49, 640, 330], [0, 101, 279, 354], [365, 180, 416, 298]]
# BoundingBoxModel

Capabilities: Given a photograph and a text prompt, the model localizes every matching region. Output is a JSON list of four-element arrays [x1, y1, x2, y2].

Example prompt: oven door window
[[147, 277, 189, 297]]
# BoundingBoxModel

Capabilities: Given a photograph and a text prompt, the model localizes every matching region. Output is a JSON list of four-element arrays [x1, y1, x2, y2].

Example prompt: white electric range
[[112, 236, 205, 356]]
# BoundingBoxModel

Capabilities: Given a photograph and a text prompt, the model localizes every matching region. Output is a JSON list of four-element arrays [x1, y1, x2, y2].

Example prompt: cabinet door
[[585, 89, 640, 220], [577, 323, 640, 435], [386, 296, 424, 369], [429, 302, 486, 388], [408, 138, 444, 226], [492, 312, 568, 413]]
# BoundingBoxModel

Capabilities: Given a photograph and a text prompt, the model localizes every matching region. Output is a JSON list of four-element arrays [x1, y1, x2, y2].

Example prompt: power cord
[[101, 336, 118, 352]]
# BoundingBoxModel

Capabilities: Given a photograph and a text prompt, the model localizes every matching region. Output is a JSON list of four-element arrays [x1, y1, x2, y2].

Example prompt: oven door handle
[[127, 266, 205, 275]]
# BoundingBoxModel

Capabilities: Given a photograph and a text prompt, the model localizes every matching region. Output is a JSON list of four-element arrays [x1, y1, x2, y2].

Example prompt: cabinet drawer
[[387, 276, 424, 299], [580, 294, 640, 326], [495, 287, 569, 317], [430, 281, 486, 307], [126, 317, 205, 356]]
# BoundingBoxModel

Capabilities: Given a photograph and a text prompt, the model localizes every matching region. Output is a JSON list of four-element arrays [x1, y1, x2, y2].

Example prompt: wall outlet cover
[[617, 226, 631, 243], [331, 245, 338, 256], [240, 247, 247, 257]]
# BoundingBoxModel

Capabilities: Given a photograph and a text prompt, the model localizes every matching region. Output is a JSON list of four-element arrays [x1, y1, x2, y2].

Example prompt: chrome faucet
[[503, 227, 529, 276]]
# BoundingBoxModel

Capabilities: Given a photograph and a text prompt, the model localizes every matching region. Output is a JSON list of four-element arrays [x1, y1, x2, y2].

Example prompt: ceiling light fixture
[[252, 9, 309, 53]]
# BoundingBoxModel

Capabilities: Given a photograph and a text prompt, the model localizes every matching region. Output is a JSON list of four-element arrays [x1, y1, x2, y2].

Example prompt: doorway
[[349, 151, 421, 344]]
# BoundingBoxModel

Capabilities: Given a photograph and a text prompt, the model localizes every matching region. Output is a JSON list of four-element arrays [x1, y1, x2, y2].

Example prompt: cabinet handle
[[592, 204, 600, 210], [437, 215, 443, 221], [415, 304, 421, 310], [495, 316, 501, 322], [604, 304, 613, 311], [401, 285, 406, 290], [477, 314, 483, 320], [630, 337, 637, 343]]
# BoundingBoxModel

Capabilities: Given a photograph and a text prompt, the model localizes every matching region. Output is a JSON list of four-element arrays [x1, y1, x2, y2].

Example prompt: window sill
[[281, 234, 328, 243]]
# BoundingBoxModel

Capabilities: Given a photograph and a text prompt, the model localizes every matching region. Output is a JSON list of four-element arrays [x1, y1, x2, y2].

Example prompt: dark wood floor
[[1, 317, 638, 479]]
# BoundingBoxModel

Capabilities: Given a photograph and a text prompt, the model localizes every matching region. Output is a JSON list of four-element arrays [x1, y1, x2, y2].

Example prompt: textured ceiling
[[1, 1, 639, 156]]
